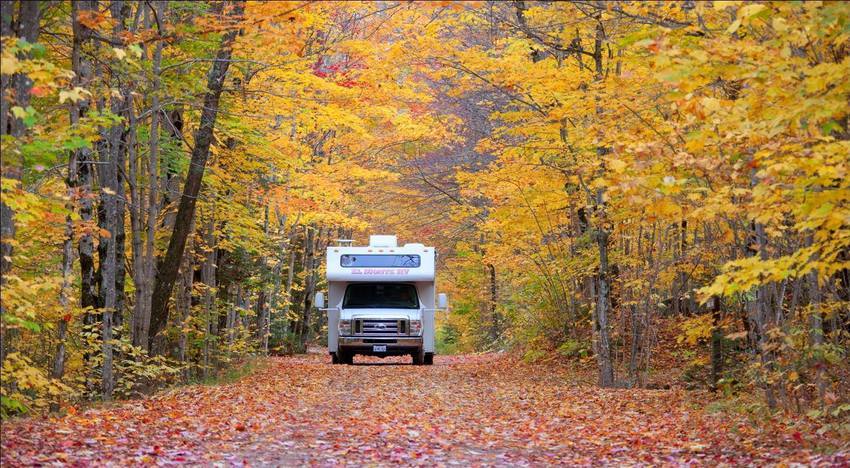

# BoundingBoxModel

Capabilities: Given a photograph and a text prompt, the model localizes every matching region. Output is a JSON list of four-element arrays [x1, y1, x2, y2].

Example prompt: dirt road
[[1, 352, 845, 466]]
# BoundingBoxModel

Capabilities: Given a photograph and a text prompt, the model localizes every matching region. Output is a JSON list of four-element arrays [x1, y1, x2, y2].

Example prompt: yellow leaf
[[58, 87, 90, 104], [738, 4, 767, 20], [726, 19, 742, 34], [608, 158, 627, 173], [0, 55, 18, 75], [112, 48, 127, 60], [714, 1, 742, 10]]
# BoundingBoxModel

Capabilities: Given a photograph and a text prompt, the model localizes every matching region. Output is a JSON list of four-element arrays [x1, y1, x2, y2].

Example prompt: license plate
[[373, 345, 387, 353]]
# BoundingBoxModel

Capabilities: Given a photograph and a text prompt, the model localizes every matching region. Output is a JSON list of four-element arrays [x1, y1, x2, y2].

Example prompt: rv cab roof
[[327, 235, 435, 282]]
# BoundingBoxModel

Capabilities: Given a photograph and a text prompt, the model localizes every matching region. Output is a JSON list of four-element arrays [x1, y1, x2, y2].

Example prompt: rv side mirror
[[315, 292, 325, 309], [437, 293, 448, 309]]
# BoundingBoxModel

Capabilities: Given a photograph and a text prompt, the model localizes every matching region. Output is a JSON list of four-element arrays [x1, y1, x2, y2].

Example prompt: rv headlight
[[409, 320, 422, 335], [338, 319, 352, 336]]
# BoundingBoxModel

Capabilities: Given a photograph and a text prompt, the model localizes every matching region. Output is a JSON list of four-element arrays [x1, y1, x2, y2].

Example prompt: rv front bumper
[[338, 336, 423, 355]]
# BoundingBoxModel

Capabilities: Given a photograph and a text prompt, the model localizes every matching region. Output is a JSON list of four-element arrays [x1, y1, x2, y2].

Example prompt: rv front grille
[[356, 319, 407, 336]]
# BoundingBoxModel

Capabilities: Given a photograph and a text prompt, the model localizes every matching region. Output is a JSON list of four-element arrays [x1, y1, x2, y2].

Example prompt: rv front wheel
[[424, 353, 433, 365], [412, 348, 425, 365], [337, 350, 354, 365]]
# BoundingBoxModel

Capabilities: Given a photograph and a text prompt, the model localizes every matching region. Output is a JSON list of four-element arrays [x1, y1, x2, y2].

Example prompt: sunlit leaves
[[57, 87, 91, 104]]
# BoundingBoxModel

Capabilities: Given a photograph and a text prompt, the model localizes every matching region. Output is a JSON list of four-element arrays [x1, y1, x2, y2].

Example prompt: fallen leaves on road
[[2, 352, 847, 466]]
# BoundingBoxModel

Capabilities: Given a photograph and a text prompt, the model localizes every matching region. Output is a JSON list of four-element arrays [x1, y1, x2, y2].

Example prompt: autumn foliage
[[0, 0, 849, 461]]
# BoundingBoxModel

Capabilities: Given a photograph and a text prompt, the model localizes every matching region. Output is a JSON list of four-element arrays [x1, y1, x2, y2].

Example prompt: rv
[[315, 235, 447, 365]]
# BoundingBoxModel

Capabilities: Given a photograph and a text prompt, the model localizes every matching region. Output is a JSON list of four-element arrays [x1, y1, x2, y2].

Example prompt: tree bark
[[132, 0, 165, 351], [709, 296, 723, 390], [487, 263, 499, 342], [807, 240, 825, 408], [68, 1, 100, 395], [298, 226, 316, 346], [52, 197, 72, 409], [149, 1, 245, 350], [176, 244, 194, 377], [1, 0, 41, 364], [92, 0, 132, 401], [591, 16, 615, 388], [256, 290, 269, 354], [282, 225, 299, 331], [200, 217, 217, 377], [595, 223, 615, 387]]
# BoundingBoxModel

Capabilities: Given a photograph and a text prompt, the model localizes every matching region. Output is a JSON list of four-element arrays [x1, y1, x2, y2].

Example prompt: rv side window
[[340, 254, 420, 268], [343, 283, 419, 309]]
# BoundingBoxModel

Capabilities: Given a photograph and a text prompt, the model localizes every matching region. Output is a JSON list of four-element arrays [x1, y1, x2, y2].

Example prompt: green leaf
[[821, 120, 841, 135], [30, 42, 47, 59], [812, 203, 834, 218], [0, 395, 28, 414]]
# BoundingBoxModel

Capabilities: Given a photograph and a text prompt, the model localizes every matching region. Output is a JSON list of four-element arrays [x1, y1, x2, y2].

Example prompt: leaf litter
[[2, 352, 847, 466]]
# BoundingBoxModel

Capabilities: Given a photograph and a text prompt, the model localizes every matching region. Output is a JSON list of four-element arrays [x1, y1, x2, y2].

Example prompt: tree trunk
[[299, 227, 316, 346], [283, 225, 299, 331], [487, 263, 499, 342], [69, 1, 99, 394], [132, 1, 165, 351], [627, 304, 641, 386], [176, 246, 194, 378], [200, 218, 217, 377], [92, 0, 132, 401], [709, 296, 723, 390], [595, 223, 615, 387], [807, 251, 825, 408], [1, 0, 41, 364], [256, 290, 269, 354], [0, 7, 11, 136], [0, 8, 13, 363], [267, 211, 288, 346], [752, 220, 777, 408], [149, 1, 245, 350], [52, 210, 72, 409]]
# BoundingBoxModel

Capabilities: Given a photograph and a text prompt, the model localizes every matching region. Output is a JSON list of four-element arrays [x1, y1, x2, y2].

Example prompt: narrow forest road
[[2, 352, 845, 466]]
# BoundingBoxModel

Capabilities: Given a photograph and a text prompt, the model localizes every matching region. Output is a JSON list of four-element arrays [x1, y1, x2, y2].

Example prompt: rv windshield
[[343, 283, 419, 309]]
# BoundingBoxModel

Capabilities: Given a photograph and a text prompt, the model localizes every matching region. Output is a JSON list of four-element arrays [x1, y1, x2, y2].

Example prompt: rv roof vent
[[369, 235, 397, 248], [404, 243, 425, 249]]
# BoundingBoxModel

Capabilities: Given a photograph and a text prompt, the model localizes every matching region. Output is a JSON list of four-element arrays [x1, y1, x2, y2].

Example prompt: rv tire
[[338, 350, 354, 365], [412, 348, 425, 365], [424, 353, 434, 365]]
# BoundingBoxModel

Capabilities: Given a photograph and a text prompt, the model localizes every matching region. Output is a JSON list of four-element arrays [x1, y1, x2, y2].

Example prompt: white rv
[[315, 235, 447, 365]]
